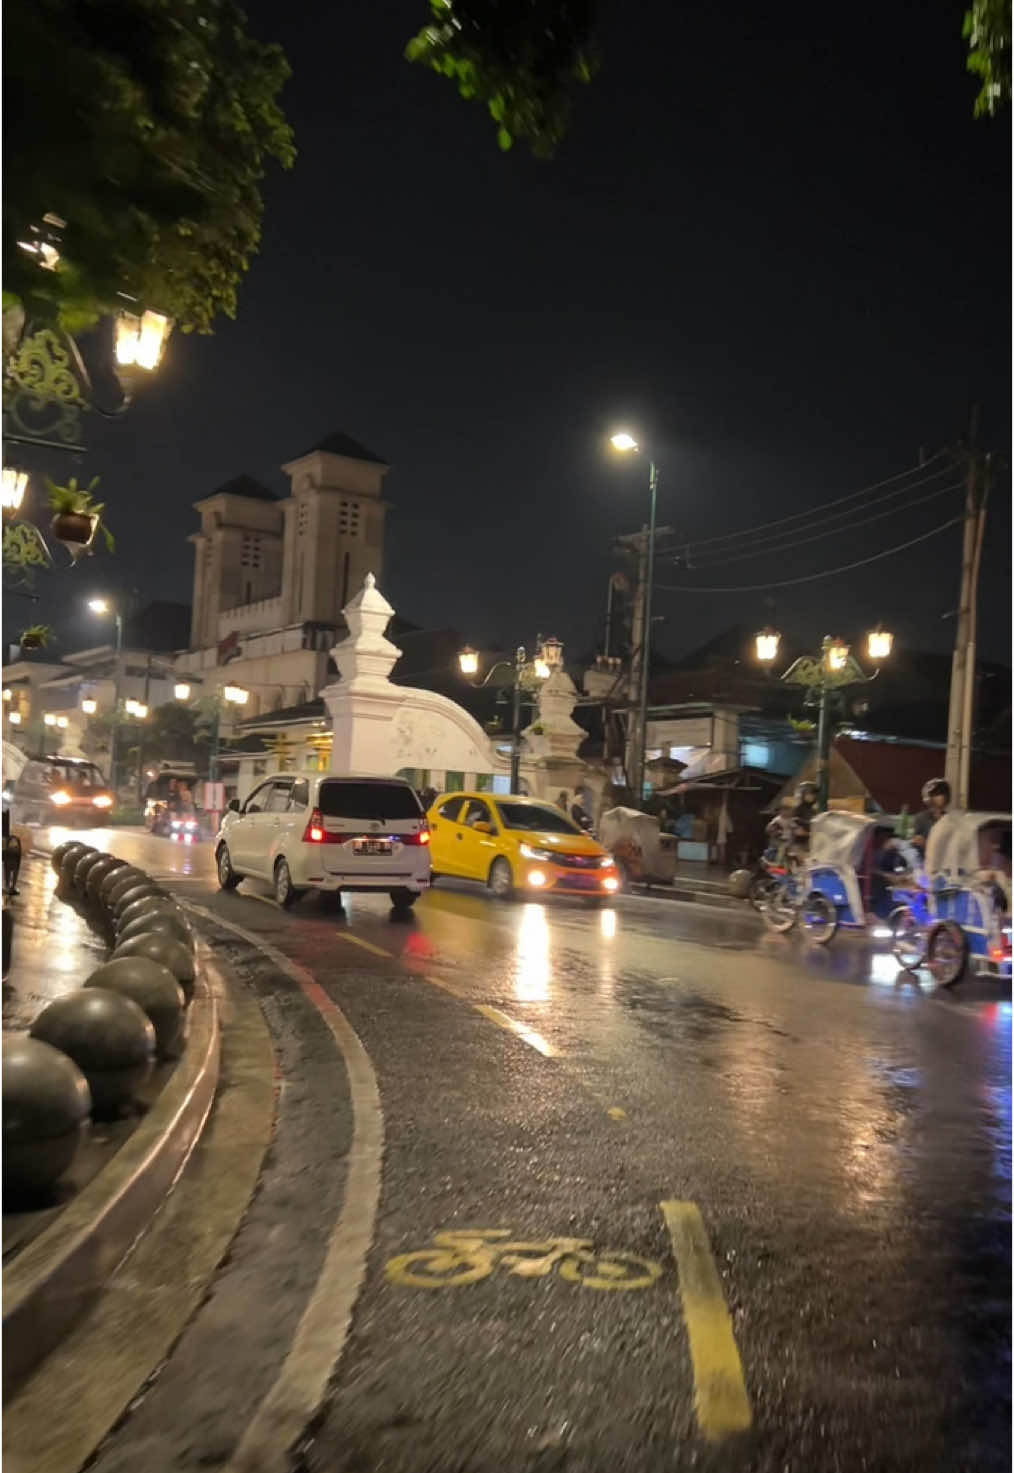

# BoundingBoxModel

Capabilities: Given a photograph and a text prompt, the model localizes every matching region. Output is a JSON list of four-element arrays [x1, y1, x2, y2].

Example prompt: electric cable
[[655, 515, 963, 594]]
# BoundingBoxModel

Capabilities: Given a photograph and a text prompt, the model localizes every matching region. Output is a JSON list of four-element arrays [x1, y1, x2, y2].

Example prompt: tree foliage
[[406, 0, 598, 157], [4, 0, 295, 335], [963, 0, 1011, 116]]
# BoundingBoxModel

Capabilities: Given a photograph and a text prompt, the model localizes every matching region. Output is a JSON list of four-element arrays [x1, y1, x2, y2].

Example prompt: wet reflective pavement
[[36, 828, 1012, 1472]]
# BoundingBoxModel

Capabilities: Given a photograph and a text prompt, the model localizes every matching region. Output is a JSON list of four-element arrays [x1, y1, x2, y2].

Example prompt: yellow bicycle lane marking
[[660, 1200, 753, 1441], [385, 1230, 662, 1291]]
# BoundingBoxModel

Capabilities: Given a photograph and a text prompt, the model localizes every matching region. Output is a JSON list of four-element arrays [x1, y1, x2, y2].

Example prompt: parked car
[[427, 792, 620, 903], [215, 773, 431, 909], [6, 756, 114, 827]]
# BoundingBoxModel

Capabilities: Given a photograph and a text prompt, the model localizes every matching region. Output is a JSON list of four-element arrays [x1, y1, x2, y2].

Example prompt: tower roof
[[292, 432, 388, 466], [212, 474, 277, 502]]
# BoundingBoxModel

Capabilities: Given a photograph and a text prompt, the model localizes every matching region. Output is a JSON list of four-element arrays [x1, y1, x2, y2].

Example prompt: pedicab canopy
[[808, 810, 880, 871], [925, 811, 1012, 885], [598, 807, 677, 883]]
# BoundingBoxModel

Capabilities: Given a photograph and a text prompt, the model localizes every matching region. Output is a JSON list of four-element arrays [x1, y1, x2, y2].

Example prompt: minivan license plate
[[353, 838, 392, 856]]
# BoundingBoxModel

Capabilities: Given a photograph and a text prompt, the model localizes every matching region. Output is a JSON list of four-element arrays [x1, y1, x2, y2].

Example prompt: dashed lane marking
[[474, 1004, 558, 1057], [659, 1200, 752, 1442]]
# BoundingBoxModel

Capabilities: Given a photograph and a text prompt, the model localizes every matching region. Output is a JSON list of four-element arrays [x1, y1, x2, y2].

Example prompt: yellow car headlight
[[49, 790, 72, 806], [92, 794, 113, 808]]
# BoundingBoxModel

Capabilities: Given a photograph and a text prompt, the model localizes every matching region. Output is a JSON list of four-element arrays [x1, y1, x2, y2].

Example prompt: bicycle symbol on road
[[385, 1229, 663, 1291]]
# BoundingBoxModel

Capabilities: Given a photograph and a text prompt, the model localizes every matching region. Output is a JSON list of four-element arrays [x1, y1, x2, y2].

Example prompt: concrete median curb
[[2, 965, 220, 1397]]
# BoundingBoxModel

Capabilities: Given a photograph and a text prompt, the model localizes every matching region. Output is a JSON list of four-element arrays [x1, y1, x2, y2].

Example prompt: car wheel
[[274, 857, 302, 909], [217, 844, 242, 890], [488, 856, 514, 900], [389, 888, 418, 909]]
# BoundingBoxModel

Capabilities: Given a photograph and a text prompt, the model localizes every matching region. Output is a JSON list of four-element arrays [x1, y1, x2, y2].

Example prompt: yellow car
[[427, 792, 620, 903]]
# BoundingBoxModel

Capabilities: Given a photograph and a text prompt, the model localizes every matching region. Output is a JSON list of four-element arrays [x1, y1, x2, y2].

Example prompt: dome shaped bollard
[[30, 989, 155, 1119], [112, 932, 196, 1001], [60, 846, 94, 888], [103, 866, 145, 904], [112, 882, 166, 920], [118, 910, 193, 952], [51, 841, 84, 875], [3, 1034, 92, 1198], [728, 868, 754, 899], [117, 894, 181, 934], [86, 959, 188, 1059], [73, 850, 108, 894], [86, 855, 127, 904]]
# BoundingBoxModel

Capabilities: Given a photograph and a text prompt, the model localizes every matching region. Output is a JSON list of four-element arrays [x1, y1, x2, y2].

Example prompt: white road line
[[181, 904, 384, 1473]]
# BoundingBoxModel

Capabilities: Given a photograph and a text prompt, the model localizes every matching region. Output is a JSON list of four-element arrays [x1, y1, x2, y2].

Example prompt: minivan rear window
[[318, 780, 422, 821]]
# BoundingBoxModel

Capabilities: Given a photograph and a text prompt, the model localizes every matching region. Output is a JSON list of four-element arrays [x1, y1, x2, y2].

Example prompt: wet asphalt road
[[46, 828, 1012, 1473]]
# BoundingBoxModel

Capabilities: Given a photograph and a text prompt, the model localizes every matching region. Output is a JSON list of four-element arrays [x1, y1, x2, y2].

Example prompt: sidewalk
[[622, 858, 739, 910]]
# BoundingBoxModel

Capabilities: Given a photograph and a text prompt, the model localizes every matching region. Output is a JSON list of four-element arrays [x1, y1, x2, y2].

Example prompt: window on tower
[[339, 500, 361, 537], [240, 533, 263, 570]]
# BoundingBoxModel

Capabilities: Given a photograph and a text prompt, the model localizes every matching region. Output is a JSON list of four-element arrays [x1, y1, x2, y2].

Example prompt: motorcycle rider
[[912, 778, 950, 854]]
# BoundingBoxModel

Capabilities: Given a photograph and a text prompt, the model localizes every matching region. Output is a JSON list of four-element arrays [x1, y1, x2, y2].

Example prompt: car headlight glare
[[49, 790, 72, 806], [92, 794, 113, 808], [599, 855, 616, 868]]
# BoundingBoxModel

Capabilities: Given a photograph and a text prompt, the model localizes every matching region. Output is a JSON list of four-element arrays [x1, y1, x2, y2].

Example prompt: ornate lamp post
[[87, 597, 124, 790], [756, 628, 893, 811], [457, 639, 556, 792]]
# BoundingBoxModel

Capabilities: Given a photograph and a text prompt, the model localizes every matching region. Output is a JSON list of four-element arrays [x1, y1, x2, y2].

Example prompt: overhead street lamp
[[756, 627, 893, 811], [609, 431, 660, 805], [457, 638, 557, 792], [87, 596, 124, 791], [174, 678, 250, 792]]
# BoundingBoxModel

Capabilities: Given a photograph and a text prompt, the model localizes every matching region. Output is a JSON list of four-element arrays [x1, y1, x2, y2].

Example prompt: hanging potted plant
[[19, 623, 53, 651], [47, 476, 115, 563]]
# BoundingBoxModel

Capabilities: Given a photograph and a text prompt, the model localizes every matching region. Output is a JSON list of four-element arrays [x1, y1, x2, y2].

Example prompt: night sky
[[27, 0, 1012, 667]]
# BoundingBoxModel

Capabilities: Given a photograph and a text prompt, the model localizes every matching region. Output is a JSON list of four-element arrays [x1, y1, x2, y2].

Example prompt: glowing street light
[[2, 688, 10, 702], [458, 646, 480, 677], [174, 682, 192, 703], [610, 432, 639, 453], [115, 309, 172, 372], [8, 711, 22, 726], [825, 638, 850, 674], [223, 685, 249, 706], [43, 713, 58, 727], [755, 628, 781, 664], [81, 697, 97, 715], [867, 627, 893, 661], [2, 466, 28, 516]]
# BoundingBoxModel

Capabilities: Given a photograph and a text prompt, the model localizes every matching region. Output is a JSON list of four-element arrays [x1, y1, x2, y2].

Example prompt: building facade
[[179, 432, 390, 717]]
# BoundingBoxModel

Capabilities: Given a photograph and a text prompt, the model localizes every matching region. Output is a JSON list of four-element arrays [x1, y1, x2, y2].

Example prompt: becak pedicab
[[922, 811, 1012, 987], [795, 810, 930, 956], [597, 807, 678, 888]]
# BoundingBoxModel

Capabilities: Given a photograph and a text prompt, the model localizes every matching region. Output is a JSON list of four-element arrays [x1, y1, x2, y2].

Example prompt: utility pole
[[615, 519, 673, 800], [944, 408, 992, 808]]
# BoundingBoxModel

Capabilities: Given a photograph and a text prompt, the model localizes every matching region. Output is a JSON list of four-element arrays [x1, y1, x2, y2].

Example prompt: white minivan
[[215, 773, 431, 909]]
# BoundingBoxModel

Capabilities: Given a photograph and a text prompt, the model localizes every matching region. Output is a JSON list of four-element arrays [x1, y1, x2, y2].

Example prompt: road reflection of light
[[599, 908, 618, 940], [513, 903, 551, 1003], [870, 952, 903, 986]]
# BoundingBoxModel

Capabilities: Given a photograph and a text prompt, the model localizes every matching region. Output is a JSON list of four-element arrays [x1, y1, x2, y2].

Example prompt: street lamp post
[[87, 597, 124, 791], [458, 640, 556, 793], [610, 432, 659, 805], [756, 628, 892, 811]]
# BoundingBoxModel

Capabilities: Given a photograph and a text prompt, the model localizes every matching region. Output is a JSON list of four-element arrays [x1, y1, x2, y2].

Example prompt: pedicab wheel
[[749, 873, 777, 911], [763, 891, 797, 933], [801, 892, 838, 944], [889, 905, 926, 970], [926, 920, 968, 988]]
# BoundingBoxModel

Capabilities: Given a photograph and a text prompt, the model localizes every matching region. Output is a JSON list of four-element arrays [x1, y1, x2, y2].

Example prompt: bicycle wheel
[[890, 905, 926, 970], [558, 1251, 663, 1291], [926, 920, 968, 988], [385, 1247, 494, 1289], [763, 887, 798, 933], [801, 893, 837, 944]]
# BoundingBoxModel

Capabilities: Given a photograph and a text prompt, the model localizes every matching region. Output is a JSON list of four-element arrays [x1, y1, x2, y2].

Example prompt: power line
[[655, 515, 963, 594], [668, 450, 950, 556], [676, 479, 963, 569]]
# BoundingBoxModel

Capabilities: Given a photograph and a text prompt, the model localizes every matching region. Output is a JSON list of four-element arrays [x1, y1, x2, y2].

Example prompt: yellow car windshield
[[496, 802, 581, 835]]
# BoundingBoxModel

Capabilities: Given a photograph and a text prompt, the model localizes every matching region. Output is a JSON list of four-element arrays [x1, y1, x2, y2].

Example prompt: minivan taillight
[[303, 809, 326, 843], [402, 825, 430, 846]]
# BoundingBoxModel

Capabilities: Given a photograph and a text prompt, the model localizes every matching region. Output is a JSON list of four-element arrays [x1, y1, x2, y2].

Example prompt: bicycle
[[386, 1229, 662, 1291]]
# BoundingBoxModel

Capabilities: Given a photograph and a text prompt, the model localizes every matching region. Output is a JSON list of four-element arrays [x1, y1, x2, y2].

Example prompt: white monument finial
[[332, 573, 401, 687]]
